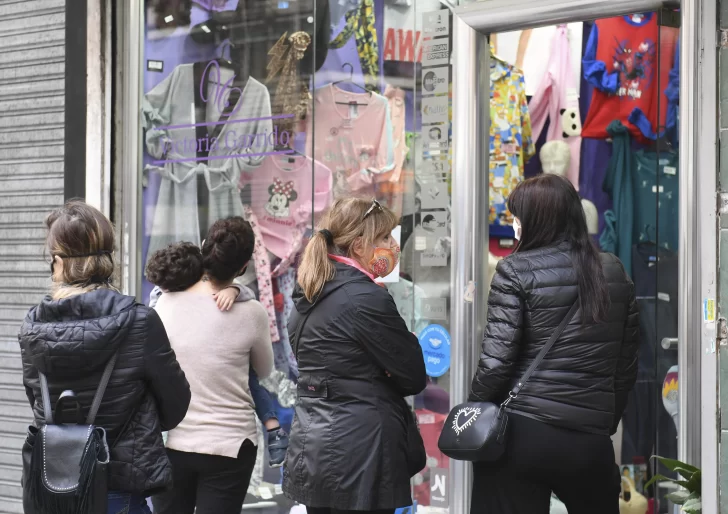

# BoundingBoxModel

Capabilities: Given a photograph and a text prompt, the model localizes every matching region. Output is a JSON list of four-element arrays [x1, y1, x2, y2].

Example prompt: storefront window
[[136, 1, 680, 511], [139, 0, 452, 510]]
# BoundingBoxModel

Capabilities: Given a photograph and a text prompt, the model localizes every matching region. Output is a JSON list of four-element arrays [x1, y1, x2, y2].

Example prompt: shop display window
[[136, 1, 680, 511], [139, 0, 452, 510]]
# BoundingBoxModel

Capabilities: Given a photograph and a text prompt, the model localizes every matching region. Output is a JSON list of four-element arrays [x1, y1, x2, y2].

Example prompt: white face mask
[[512, 218, 522, 241]]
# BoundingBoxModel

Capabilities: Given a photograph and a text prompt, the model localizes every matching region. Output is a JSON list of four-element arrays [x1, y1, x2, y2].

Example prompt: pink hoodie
[[528, 24, 581, 188]]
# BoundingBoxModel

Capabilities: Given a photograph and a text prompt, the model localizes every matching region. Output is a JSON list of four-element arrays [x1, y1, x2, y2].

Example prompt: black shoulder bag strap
[[500, 300, 579, 409], [38, 352, 119, 425]]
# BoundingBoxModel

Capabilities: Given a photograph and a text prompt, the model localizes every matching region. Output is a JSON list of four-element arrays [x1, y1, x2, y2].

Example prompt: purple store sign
[[150, 59, 297, 165]]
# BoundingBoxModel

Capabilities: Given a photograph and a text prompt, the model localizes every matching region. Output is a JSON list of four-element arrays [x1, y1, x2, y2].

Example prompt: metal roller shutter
[[0, 0, 65, 512]]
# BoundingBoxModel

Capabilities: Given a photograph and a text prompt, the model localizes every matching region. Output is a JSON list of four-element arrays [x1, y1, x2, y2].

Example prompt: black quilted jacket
[[470, 242, 639, 436], [18, 289, 191, 495]]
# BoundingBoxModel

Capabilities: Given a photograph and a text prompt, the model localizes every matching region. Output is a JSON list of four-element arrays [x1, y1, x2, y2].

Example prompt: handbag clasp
[[500, 391, 518, 409]]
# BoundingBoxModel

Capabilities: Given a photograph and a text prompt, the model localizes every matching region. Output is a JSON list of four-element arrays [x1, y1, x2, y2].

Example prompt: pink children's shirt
[[306, 84, 395, 199], [528, 24, 582, 188], [240, 155, 332, 259]]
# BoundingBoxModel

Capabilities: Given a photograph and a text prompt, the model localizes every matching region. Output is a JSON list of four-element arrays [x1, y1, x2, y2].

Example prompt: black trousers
[[152, 440, 256, 514], [307, 509, 394, 514], [471, 414, 620, 514]]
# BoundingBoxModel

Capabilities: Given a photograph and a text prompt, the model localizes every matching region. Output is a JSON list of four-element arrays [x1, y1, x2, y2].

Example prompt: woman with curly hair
[[147, 217, 274, 514]]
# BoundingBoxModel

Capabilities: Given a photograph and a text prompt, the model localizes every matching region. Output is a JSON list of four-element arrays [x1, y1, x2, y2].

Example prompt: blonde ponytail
[[296, 197, 399, 303], [297, 230, 336, 302]]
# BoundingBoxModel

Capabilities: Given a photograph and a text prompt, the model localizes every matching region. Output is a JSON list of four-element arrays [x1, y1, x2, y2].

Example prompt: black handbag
[[22, 353, 118, 514], [438, 301, 578, 462]]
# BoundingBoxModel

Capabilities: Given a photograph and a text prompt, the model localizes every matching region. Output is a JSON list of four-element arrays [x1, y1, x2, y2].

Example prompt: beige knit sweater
[[155, 291, 273, 458]]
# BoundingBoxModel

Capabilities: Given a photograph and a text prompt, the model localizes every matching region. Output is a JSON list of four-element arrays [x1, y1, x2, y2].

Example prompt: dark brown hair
[[146, 217, 255, 290], [146, 216, 255, 291], [201, 217, 255, 283], [508, 174, 610, 323], [145, 242, 204, 292], [45, 200, 116, 298]]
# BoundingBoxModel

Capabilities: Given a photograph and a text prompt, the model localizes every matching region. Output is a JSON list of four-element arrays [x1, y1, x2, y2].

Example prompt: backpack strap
[[37, 352, 119, 426], [38, 372, 54, 424], [86, 352, 118, 424]]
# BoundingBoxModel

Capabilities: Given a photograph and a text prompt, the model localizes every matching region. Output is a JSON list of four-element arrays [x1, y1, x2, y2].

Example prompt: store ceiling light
[[164, 15, 174, 23], [201, 24, 211, 33]]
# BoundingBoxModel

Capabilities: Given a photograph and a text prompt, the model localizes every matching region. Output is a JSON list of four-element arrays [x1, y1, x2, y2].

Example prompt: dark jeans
[[250, 369, 277, 423], [471, 414, 620, 514], [152, 440, 257, 514], [107, 492, 151, 514], [307, 509, 394, 514]]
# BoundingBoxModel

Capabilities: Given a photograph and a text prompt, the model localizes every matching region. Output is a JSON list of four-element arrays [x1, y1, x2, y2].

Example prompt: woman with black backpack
[[18, 200, 191, 514]]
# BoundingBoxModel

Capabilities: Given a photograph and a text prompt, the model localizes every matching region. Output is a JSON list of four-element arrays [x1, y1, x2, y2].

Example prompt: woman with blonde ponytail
[[283, 197, 427, 513]]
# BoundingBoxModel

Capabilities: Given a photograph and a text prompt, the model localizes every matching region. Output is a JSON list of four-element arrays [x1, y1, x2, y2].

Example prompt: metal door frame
[[449, 0, 717, 511]]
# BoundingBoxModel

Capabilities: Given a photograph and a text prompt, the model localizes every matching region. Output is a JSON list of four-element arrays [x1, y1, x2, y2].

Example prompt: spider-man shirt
[[581, 14, 679, 142]]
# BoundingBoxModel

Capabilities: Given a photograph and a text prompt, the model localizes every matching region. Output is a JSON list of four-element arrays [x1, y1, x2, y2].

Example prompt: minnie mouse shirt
[[240, 155, 332, 259]]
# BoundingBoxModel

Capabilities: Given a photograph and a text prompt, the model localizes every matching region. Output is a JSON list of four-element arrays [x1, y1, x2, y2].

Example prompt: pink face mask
[[368, 244, 401, 278]]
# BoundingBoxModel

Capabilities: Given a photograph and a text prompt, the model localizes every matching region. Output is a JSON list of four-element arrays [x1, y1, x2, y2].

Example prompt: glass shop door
[[444, 3, 683, 513]]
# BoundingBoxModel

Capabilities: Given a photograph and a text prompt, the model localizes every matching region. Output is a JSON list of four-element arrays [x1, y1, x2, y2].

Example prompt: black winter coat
[[470, 242, 639, 436], [282, 262, 427, 510], [18, 289, 191, 495]]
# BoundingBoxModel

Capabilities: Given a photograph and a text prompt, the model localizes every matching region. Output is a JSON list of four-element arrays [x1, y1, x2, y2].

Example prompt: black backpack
[[21, 353, 117, 514]]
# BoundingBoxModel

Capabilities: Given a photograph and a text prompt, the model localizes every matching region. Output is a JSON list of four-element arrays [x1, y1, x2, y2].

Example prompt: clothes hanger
[[647, 134, 676, 154], [274, 144, 304, 156], [638, 225, 659, 250], [216, 41, 236, 69], [333, 63, 371, 105]]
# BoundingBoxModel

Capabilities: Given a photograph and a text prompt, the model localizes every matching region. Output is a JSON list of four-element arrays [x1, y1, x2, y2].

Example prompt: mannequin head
[[540, 140, 571, 177], [581, 199, 599, 235]]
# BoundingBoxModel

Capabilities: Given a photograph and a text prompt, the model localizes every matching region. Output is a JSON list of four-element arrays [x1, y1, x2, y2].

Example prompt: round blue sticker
[[418, 324, 451, 377]]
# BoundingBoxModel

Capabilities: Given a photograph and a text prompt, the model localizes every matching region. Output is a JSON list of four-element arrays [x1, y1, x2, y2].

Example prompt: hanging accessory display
[[437, 300, 578, 461], [243, 205, 305, 343], [22, 353, 118, 514], [329, 0, 379, 91], [267, 31, 312, 133]]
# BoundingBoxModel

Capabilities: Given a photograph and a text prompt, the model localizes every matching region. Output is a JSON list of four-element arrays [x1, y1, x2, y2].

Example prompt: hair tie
[[65, 250, 112, 258], [319, 229, 334, 245]]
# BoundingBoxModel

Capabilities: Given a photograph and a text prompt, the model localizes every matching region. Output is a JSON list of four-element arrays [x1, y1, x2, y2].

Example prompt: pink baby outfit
[[239, 154, 332, 259], [244, 206, 304, 343], [528, 24, 582, 188], [306, 84, 395, 199]]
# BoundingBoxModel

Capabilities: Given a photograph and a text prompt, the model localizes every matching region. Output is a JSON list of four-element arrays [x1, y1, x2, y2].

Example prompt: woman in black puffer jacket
[[18, 201, 191, 514], [469, 174, 639, 514]]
